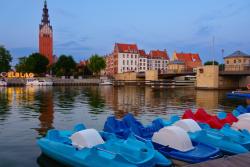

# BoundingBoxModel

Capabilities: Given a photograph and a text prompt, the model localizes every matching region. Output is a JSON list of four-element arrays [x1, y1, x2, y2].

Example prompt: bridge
[[197, 65, 250, 89], [136, 70, 196, 79]]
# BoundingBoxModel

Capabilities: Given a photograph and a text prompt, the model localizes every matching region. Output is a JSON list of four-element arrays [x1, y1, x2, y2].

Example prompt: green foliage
[[76, 64, 93, 76], [15, 53, 49, 75], [15, 57, 28, 72], [0, 46, 12, 72], [204, 61, 219, 65], [26, 53, 49, 75], [54, 55, 76, 76], [88, 54, 106, 75]]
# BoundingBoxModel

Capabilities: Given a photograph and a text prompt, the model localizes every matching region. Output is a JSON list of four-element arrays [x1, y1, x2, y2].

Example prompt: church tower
[[39, 0, 53, 65]]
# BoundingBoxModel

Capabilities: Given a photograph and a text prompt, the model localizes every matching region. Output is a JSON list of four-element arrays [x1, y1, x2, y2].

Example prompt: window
[[227, 60, 229, 64], [143, 67, 145, 70], [131, 54, 133, 58], [234, 60, 236, 64], [127, 54, 129, 58], [238, 59, 241, 63], [123, 60, 125, 65], [123, 54, 125, 58], [135, 55, 137, 58], [127, 60, 129, 65], [131, 60, 133, 65]]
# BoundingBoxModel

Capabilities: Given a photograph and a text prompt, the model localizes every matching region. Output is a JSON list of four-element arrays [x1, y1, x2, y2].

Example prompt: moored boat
[[104, 114, 221, 163], [0, 78, 7, 86], [26, 78, 53, 86], [38, 124, 172, 167], [99, 79, 113, 85], [173, 119, 250, 154]]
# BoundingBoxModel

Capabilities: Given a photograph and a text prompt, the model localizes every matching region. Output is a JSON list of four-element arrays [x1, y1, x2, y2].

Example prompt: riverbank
[[4, 78, 100, 86]]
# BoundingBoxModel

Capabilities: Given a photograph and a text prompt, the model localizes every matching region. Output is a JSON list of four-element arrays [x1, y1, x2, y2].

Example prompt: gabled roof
[[175, 52, 201, 62], [149, 50, 169, 60], [224, 50, 250, 59], [115, 43, 138, 53], [138, 49, 148, 58]]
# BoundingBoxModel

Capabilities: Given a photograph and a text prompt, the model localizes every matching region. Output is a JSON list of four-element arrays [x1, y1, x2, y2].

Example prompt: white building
[[105, 43, 169, 75]]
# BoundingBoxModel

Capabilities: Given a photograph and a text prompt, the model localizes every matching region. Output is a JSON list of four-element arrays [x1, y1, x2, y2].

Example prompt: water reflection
[[37, 154, 67, 167], [84, 87, 105, 114], [0, 86, 248, 167], [35, 87, 54, 137], [0, 87, 11, 122]]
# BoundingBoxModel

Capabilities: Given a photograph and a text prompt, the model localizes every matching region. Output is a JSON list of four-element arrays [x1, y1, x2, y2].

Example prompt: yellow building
[[224, 51, 250, 71], [167, 60, 186, 73]]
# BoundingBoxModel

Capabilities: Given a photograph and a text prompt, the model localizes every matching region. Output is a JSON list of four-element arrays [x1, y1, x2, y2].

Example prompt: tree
[[15, 57, 28, 72], [88, 54, 106, 75], [204, 61, 219, 65], [0, 46, 12, 72], [25, 53, 49, 75], [54, 55, 76, 76]]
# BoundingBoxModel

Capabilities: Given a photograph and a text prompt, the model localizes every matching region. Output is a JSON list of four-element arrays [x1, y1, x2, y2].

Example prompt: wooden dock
[[185, 153, 250, 167]]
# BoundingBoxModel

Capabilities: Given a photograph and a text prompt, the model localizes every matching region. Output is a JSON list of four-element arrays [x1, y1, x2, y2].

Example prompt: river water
[[0, 86, 248, 167]]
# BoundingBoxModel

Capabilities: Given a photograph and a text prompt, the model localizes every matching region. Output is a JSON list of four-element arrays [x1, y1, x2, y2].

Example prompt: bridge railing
[[160, 69, 194, 74], [221, 65, 250, 72]]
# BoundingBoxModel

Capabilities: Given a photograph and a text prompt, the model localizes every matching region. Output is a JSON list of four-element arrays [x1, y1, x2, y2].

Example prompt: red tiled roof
[[175, 52, 201, 62], [115, 43, 138, 53], [139, 49, 148, 58], [149, 50, 169, 60]]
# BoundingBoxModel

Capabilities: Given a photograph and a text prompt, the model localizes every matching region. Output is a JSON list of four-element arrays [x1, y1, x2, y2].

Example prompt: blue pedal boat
[[227, 92, 250, 98], [38, 124, 172, 167], [173, 119, 250, 155], [104, 114, 221, 163]]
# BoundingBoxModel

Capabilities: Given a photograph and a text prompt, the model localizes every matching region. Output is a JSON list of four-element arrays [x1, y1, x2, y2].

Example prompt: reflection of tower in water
[[36, 87, 54, 136]]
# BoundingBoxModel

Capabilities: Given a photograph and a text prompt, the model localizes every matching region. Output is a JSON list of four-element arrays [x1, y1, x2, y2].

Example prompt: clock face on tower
[[39, 0, 53, 65]]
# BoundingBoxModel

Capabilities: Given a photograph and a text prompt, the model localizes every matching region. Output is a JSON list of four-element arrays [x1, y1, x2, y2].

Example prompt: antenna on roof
[[221, 49, 224, 59], [212, 36, 215, 65]]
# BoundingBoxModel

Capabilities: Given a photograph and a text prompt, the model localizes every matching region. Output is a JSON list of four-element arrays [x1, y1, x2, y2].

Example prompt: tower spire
[[41, 0, 50, 26]]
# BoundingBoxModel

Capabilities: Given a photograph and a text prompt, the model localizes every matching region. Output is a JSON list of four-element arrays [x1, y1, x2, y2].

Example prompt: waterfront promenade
[[4, 77, 100, 86]]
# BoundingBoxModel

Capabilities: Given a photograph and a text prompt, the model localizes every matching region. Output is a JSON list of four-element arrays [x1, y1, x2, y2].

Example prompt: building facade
[[104, 43, 170, 75], [147, 50, 169, 72], [224, 51, 250, 71], [39, 0, 53, 65], [172, 51, 202, 71], [115, 43, 140, 74], [168, 60, 185, 73]]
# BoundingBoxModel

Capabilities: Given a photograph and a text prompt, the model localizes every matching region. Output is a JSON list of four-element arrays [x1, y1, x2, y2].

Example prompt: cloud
[[196, 2, 250, 24], [55, 8, 77, 18], [196, 26, 213, 36]]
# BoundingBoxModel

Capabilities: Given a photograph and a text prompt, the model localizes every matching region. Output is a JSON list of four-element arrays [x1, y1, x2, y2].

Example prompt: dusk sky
[[1, 0, 250, 65]]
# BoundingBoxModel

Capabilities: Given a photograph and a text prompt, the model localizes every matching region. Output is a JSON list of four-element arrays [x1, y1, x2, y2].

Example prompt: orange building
[[39, 0, 53, 65], [173, 51, 202, 71]]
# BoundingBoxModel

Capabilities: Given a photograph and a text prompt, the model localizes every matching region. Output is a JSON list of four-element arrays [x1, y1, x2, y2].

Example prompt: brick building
[[39, 0, 53, 65]]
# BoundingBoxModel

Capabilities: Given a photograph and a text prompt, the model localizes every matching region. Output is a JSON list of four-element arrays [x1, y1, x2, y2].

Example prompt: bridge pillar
[[145, 70, 158, 81], [114, 72, 137, 81], [196, 65, 219, 89]]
